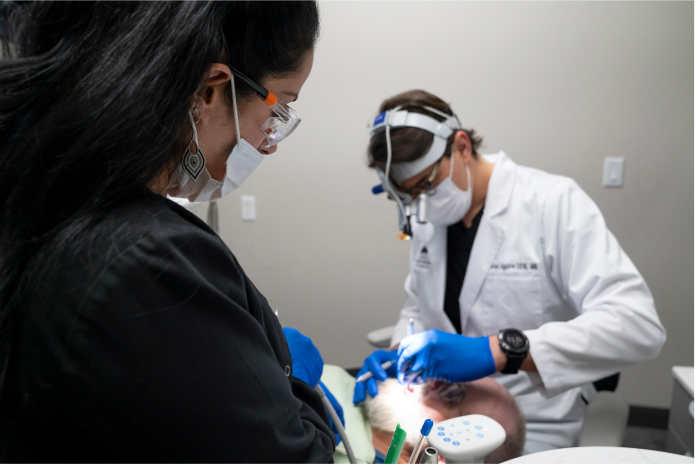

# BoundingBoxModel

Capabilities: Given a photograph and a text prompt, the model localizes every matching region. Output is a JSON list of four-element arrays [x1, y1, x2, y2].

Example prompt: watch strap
[[501, 351, 526, 374]]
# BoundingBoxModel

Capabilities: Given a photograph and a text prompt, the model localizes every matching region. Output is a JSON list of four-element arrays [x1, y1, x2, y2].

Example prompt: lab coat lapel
[[458, 152, 516, 332]]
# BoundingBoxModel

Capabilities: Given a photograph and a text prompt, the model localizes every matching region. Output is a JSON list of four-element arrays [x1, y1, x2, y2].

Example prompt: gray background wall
[[213, 1, 693, 408]]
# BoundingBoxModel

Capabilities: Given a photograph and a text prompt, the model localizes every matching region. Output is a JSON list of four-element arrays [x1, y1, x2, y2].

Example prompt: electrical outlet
[[241, 195, 256, 221], [603, 157, 625, 188]]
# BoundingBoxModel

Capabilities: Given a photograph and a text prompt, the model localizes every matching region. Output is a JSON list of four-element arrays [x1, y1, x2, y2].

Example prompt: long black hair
[[0, 1, 319, 386]]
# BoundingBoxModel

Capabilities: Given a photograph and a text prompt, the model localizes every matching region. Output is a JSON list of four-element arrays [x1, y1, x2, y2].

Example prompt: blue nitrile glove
[[319, 381, 345, 445], [352, 349, 398, 405], [283, 327, 323, 388], [396, 329, 495, 385]]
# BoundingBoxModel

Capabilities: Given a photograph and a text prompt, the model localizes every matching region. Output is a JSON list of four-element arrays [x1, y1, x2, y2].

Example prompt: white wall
[[216, 1, 693, 408]]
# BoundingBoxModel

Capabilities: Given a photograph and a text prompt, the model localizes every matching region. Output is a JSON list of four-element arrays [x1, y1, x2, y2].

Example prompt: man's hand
[[397, 330, 496, 384]]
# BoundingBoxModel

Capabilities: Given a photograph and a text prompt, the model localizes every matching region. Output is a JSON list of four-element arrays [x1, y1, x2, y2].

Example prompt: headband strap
[[369, 107, 461, 182]]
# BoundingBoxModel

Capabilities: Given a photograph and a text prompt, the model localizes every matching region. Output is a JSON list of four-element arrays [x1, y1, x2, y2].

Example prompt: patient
[[362, 378, 525, 464]]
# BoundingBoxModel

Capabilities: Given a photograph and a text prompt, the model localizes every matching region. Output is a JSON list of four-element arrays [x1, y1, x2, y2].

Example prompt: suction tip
[[421, 419, 433, 436]]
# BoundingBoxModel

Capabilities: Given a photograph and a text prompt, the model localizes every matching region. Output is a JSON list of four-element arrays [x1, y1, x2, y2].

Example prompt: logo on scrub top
[[415, 246, 431, 269]]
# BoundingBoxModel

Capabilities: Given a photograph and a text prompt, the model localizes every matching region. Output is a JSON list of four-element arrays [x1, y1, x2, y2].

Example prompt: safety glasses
[[215, 61, 301, 147]]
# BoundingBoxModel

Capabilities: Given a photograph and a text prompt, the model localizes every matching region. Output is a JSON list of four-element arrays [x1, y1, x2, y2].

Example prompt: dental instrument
[[355, 360, 395, 383], [314, 383, 356, 464], [384, 423, 408, 464], [427, 414, 506, 464], [419, 447, 438, 464], [407, 419, 433, 464], [405, 318, 415, 391]]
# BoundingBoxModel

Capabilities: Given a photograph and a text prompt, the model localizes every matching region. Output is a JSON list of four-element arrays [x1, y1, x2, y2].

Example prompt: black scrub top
[[0, 192, 335, 462], [443, 209, 484, 334]]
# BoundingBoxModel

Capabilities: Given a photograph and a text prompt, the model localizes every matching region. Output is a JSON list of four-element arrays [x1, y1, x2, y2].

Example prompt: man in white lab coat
[[352, 90, 666, 454]]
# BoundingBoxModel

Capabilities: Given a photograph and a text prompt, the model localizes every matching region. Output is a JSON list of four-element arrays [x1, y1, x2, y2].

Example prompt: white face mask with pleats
[[170, 75, 264, 202], [426, 155, 473, 227]]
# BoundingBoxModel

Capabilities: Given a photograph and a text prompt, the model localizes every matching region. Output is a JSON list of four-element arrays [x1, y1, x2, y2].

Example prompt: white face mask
[[426, 156, 472, 227], [170, 75, 264, 203]]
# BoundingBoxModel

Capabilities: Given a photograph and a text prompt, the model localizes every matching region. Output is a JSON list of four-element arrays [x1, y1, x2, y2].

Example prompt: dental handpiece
[[407, 419, 433, 464], [355, 361, 394, 383], [405, 318, 414, 389], [358, 319, 414, 384]]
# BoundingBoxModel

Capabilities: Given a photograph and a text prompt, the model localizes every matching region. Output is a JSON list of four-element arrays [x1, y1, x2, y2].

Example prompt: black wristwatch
[[498, 328, 530, 374]]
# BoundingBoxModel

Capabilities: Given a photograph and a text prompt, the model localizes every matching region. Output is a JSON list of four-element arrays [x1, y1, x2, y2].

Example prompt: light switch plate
[[241, 195, 256, 221], [603, 157, 625, 188]]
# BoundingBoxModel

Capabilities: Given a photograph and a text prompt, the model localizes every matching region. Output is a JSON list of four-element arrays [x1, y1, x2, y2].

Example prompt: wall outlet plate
[[241, 195, 256, 222], [603, 157, 625, 188]]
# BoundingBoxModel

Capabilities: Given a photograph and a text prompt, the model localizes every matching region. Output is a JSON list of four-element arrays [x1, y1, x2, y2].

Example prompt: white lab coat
[[390, 152, 666, 454]]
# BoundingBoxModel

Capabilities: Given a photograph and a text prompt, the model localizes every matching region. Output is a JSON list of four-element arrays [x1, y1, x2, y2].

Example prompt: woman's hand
[[283, 327, 323, 387]]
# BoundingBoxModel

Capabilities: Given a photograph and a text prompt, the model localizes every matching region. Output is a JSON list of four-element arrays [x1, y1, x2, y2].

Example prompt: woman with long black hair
[[0, 2, 337, 461]]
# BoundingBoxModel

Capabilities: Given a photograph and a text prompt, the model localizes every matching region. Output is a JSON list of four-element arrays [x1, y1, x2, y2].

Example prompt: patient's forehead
[[367, 377, 516, 422], [366, 379, 463, 420], [363, 378, 457, 444]]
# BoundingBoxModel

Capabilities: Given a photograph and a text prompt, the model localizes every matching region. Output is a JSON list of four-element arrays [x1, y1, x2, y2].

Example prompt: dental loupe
[[369, 106, 462, 240], [372, 170, 428, 240]]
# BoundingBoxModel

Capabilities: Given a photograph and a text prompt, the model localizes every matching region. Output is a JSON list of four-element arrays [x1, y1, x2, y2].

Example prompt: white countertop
[[672, 366, 694, 398], [504, 447, 693, 463]]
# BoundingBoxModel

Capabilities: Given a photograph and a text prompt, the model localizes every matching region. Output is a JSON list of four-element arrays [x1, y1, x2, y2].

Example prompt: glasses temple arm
[[213, 61, 269, 101]]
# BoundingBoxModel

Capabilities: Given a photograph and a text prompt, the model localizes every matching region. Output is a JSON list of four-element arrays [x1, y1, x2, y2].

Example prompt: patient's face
[[363, 377, 524, 464]]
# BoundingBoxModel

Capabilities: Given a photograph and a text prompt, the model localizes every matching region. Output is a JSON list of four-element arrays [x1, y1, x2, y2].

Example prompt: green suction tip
[[384, 423, 408, 464]]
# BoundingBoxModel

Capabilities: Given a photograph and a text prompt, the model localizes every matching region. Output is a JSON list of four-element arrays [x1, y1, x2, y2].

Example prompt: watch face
[[506, 333, 526, 349], [500, 329, 529, 353]]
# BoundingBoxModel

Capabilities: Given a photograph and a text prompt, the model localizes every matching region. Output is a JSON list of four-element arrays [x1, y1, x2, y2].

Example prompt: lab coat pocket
[[480, 275, 542, 332]]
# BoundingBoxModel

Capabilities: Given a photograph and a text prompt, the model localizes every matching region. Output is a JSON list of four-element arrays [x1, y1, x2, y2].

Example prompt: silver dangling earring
[[181, 110, 205, 181], [191, 106, 201, 124]]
